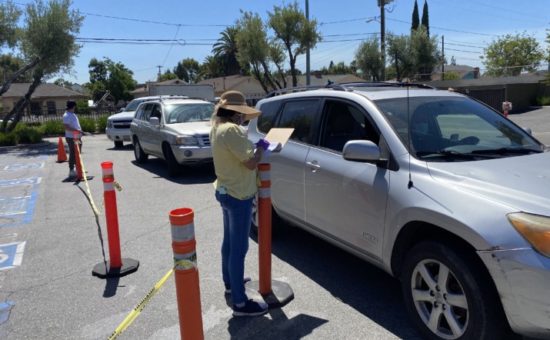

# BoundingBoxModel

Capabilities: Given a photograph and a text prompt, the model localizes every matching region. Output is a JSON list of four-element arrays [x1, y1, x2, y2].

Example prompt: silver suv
[[106, 95, 169, 148], [248, 83, 549, 340], [130, 97, 214, 175]]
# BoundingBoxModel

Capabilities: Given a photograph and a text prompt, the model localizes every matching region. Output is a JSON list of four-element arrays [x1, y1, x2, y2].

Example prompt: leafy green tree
[[1, 0, 83, 132], [173, 58, 201, 83], [158, 69, 177, 81], [268, 2, 321, 87], [0, 55, 33, 83], [386, 33, 415, 80], [235, 11, 283, 93], [411, 27, 439, 80], [355, 37, 383, 81], [0, 0, 21, 49], [212, 26, 243, 76], [421, 0, 429, 37], [86, 57, 136, 103], [411, 0, 419, 31], [199, 55, 224, 79], [483, 33, 545, 77], [546, 31, 550, 84], [443, 71, 460, 80], [53, 77, 73, 87]]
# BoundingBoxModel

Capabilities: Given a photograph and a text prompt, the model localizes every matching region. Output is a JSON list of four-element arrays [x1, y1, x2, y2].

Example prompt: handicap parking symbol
[[0, 241, 26, 271]]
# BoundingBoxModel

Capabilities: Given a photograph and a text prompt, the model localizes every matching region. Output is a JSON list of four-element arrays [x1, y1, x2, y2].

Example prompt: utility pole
[[441, 35, 445, 81], [156, 65, 162, 81], [379, 0, 386, 81], [305, 0, 311, 86]]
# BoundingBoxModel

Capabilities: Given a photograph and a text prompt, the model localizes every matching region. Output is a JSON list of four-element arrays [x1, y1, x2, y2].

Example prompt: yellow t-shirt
[[210, 122, 257, 200]]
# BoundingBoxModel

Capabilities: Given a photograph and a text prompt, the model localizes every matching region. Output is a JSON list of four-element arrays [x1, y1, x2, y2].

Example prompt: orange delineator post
[[73, 131, 83, 181], [56, 137, 67, 162], [247, 159, 293, 308], [92, 161, 139, 279], [258, 163, 273, 295], [102, 161, 122, 268], [169, 208, 204, 340]]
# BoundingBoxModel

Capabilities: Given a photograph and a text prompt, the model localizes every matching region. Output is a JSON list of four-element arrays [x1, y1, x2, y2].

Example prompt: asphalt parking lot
[[0, 106, 547, 340]]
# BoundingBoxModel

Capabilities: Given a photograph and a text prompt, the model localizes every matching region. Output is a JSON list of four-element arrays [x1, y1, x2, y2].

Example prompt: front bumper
[[171, 145, 212, 164], [106, 127, 132, 143], [478, 248, 550, 338]]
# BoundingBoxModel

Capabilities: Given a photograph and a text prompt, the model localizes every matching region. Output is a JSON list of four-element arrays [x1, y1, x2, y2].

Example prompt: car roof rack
[[264, 81, 434, 98]]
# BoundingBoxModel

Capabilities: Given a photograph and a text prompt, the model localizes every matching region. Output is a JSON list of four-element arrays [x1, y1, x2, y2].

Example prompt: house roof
[[1, 83, 88, 99], [130, 78, 189, 95]]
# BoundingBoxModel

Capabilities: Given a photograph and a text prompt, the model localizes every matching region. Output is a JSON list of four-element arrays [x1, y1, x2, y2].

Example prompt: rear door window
[[277, 99, 321, 144]]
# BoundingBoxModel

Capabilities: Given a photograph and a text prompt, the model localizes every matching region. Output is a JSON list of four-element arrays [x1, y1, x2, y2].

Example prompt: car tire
[[400, 241, 511, 340], [133, 138, 148, 163], [162, 144, 180, 176], [114, 141, 123, 148]]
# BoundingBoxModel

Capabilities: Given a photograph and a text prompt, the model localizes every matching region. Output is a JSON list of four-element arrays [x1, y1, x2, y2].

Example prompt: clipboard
[[264, 128, 294, 152]]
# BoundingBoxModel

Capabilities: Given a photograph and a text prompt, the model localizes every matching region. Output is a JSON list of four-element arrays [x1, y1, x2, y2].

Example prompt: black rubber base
[[92, 258, 139, 279], [246, 280, 294, 308]]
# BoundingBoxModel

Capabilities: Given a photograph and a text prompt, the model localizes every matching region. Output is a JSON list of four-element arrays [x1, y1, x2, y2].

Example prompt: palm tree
[[212, 26, 242, 76]]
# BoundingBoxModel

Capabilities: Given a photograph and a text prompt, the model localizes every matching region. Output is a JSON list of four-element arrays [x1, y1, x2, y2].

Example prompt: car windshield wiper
[[471, 147, 542, 155], [416, 150, 490, 160]]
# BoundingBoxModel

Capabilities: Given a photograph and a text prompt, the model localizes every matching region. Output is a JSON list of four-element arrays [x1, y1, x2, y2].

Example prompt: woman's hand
[[242, 147, 263, 170]]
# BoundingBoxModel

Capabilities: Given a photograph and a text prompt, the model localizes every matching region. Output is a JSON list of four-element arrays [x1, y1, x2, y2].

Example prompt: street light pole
[[306, 0, 311, 86]]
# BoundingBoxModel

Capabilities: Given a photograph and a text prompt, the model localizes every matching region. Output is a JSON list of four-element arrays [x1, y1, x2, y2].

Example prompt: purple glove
[[255, 138, 270, 151]]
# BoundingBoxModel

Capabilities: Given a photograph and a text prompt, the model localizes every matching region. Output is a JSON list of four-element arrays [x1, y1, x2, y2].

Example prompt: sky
[[8, 0, 550, 84]]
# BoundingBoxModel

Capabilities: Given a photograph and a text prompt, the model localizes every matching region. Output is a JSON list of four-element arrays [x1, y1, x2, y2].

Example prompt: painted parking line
[[0, 241, 26, 271], [0, 177, 41, 228], [3, 162, 45, 171]]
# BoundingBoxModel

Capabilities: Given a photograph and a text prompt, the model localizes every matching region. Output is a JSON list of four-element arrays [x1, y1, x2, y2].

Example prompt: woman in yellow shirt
[[210, 91, 267, 316]]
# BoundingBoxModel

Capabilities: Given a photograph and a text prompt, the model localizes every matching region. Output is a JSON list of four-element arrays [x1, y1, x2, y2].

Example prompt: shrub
[[41, 119, 65, 136], [14, 124, 43, 144], [0, 132, 18, 146], [536, 96, 550, 106], [79, 116, 96, 133], [96, 114, 108, 133]]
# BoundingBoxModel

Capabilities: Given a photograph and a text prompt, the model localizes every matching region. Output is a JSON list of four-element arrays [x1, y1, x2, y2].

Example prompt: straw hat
[[215, 90, 260, 121]]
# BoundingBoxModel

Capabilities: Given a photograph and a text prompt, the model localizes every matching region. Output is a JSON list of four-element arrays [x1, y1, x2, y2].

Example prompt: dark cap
[[66, 100, 77, 109]]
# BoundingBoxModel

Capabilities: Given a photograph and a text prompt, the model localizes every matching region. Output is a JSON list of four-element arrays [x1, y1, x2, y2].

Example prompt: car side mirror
[[522, 127, 532, 135], [343, 140, 383, 163], [149, 117, 160, 126]]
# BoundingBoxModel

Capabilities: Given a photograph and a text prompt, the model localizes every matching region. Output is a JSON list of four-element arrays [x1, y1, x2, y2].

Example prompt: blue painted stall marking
[[0, 196, 29, 215], [0, 241, 26, 271], [3, 162, 45, 171]]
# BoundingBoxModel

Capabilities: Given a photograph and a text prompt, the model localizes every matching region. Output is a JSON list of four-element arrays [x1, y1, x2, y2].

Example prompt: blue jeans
[[215, 191, 253, 305]]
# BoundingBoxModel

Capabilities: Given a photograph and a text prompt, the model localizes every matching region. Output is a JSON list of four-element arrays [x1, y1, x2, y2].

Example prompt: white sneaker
[[69, 169, 76, 178]]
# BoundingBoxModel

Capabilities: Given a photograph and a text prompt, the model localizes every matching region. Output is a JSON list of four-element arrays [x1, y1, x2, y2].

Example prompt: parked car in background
[[130, 97, 215, 175], [106, 95, 181, 148], [248, 82, 550, 340]]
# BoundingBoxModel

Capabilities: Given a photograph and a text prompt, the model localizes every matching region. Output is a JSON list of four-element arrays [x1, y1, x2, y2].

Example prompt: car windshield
[[374, 96, 543, 161], [124, 99, 144, 111], [165, 103, 214, 124]]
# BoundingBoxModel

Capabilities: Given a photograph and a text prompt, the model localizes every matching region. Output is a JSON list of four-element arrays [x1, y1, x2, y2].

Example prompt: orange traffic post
[[169, 208, 204, 340], [73, 131, 83, 181], [56, 137, 67, 163], [247, 162, 294, 308], [92, 161, 139, 278]]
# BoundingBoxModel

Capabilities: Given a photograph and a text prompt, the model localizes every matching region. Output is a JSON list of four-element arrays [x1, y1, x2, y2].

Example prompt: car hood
[[164, 121, 211, 135], [426, 152, 550, 214], [108, 111, 136, 120]]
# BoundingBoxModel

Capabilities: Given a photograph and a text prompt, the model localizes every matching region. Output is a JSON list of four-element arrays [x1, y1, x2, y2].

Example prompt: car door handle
[[306, 161, 321, 170]]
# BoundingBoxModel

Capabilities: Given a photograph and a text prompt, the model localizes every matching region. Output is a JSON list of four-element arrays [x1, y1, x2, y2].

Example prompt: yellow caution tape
[[76, 144, 101, 217], [108, 259, 195, 340]]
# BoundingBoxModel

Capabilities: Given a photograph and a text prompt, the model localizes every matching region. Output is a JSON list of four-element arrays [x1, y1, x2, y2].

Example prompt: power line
[[385, 17, 498, 37], [445, 47, 483, 55]]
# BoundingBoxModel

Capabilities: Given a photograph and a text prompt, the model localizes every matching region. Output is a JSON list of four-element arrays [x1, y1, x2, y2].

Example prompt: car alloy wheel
[[410, 259, 468, 339]]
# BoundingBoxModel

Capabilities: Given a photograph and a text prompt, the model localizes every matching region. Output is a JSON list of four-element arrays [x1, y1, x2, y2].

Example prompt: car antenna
[[406, 82, 413, 189]]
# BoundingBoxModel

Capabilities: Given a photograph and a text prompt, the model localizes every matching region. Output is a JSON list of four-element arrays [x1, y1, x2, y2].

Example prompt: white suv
[[130, 97, 214, 175]]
